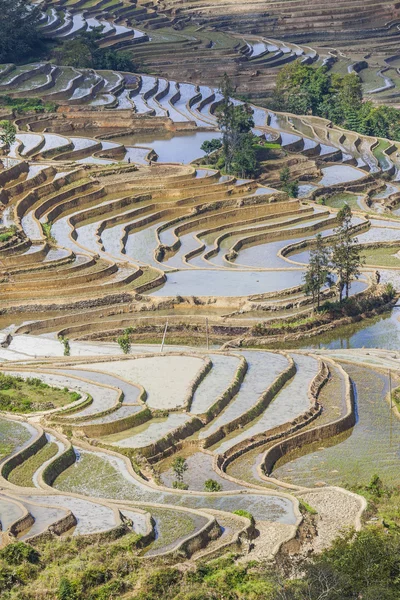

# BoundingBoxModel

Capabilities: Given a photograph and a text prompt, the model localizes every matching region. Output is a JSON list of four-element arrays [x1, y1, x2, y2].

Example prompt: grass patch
[[8, 442, 58, 487], [0, 373, 80, 413], [299, 499, 318, 515], [0, 95, 57, 113], [0, 418, 31, 459], [324, 193, 362, 211], [363, 246, 400, 267]]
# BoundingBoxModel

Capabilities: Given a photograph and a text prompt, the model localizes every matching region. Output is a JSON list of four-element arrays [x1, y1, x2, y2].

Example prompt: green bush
[[0, 542, 39, 565], [173, 480, 189, 490], [204, 479, 222, 492]]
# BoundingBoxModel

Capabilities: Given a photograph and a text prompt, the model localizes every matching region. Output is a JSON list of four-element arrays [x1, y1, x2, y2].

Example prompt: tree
[[172, 457, 188, 482], [0, 0, 43, 63], [280, 166, 299, 198], [200, 138, 222, 158], [213, 74, 257, 176], [232, 132, 259, 178], [0, 120, 16, 168], [117, 329, 131, 354], [55, 31, 136, 71], [58, 336, 71, 356], [331, 204, 365, 301], [303, 234, 331, 309], [56, 39, 93, 69]]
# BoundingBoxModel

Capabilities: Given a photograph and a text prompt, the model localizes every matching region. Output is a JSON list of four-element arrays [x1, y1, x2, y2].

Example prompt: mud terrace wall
[[261, 361, 356, 476], [1, 430, 47, 480], [218, 359, 329, 469]]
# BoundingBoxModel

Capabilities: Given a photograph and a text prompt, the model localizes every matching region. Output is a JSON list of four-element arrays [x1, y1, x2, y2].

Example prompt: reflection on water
[[300, 307, 400, 351], [112, 130, 222, 164]]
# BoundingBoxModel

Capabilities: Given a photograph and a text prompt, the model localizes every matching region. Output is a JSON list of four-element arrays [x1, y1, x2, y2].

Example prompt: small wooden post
[[389, 369, 393, 409], [206, 318, 209, 351], [160, 320, 168, 353]]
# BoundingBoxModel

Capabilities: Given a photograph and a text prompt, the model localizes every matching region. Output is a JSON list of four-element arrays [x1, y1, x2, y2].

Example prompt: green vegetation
[[42, 222, 56, 244], [363, 246, 400, 267], [172, 456, 188, 489], [117, 328, 132, 355], [0, 96, 58, 114], [298, 500, 318, 515], [273, 61, 400, 141], [323, 193, 362, 211], [392, 386, 400, 410], [202, 74, 260, 177], [200, 138, 222, 157], [204, 478, 222, 492], [4, 513, 400, 600], [303, 233, 331, 309], [280, 166, 299, 198], [0, 225, 17, 243], [0, 120, 16, 164], [0, 0, 44, 64], [54, 31, 137, 72], [332, 204, 365, 301], [0, 418, 32, 459], [8, 442, 58, 487], [303, 205, 365, 307], [58, 336, 71, 357], [172, 480, 189, 490], [232, 509, 254, 521], [251, 283, 396, 337], [0, 372, 79, 413]]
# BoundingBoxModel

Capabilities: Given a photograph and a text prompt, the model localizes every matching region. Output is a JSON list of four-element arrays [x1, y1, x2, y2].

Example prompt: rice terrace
[[2, 1, 400, 599]]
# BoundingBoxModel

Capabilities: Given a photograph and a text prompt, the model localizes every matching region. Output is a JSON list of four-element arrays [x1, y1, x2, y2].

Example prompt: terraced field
[[1, 0, 400, 567]]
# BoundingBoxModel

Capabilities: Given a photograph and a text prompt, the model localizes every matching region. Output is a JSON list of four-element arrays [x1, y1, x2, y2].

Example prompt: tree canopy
[[273, 61, 400, 141], [0, 0, 43, 64]]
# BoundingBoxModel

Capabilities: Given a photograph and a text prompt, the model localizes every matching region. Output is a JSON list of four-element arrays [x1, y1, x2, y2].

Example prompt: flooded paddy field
[[273, 365, 400, 487]]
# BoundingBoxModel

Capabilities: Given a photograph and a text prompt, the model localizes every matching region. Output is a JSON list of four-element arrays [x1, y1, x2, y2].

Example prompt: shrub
[[172, 456, 188, 482], [383, 282, 396, 302], [0, 542, 39, 565], [0, 373, 22, 390], [58, 336, 71, 356], [204, 479, 222, 492], [173, 480, 189, 490], [118, 328, 133, 354]]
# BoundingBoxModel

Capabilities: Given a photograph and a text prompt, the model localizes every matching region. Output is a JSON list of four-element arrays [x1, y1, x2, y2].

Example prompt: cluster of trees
[[55, 30, 136, 72], [304, 205, 364, 308], [201, 74, 260, 177], [273, 61, 400, 141], [0, 0, 44, 64]]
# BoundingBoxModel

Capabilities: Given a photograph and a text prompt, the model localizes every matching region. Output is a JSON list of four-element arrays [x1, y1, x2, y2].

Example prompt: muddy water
[[273, 365, 400, 487], [113, 130, 222, 164], [297, 307, 400, 351], [159, 450, 242, 491], [150, 269, 305, 297], [213, 354, 319, 454]]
